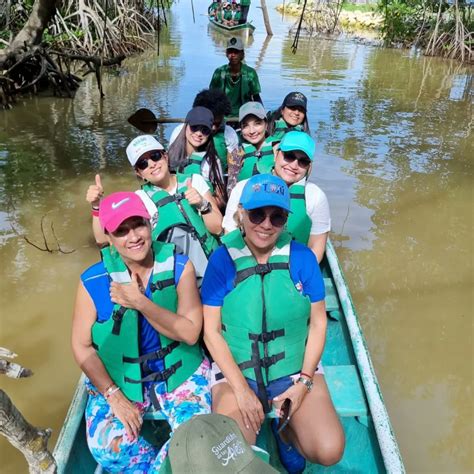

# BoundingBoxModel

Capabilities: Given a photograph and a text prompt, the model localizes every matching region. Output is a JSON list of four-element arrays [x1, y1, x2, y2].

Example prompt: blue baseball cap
[[240, 174, 291, 212], [279, 131, 315, 161]]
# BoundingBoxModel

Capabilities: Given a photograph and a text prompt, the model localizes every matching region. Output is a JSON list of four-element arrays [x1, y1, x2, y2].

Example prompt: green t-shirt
[[209, 63, 261, 117]]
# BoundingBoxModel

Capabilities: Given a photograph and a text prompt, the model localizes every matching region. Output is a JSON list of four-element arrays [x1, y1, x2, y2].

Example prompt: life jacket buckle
[[261, 352, 285, 368], [260, 329, 285, 343], [255, 263, 271, 275]]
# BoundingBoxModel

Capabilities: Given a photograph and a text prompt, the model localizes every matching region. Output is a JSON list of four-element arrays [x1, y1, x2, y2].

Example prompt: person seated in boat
[[222, 3, 234, 25], [201, 174, 345, 473], [223, 131, 330, 263], [209, 37, 262, 119], [239, 0, 251, 24], [72, 191, 211, 473], [236, 101, 275, 182], [169, 89, 240, 174], [267, 92, 311, 145], [86, 135, 222, 282], [208, 0, 222, 19], [168, 106, 227, 209], [232, 3, 242, 25]]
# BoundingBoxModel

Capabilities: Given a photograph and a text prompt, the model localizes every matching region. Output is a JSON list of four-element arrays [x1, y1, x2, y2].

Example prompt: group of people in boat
[[209, 0, 251, 26], [72, 36, 345, 473]]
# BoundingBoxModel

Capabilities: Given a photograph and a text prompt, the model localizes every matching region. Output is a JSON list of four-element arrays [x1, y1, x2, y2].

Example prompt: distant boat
[[209, 17, 256, 35], [53, 240, 405, 473]]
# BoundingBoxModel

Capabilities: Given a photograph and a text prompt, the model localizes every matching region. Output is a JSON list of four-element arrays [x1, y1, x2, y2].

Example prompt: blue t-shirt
[[201, 240, 325, 306], [81, 254, 188, 373]]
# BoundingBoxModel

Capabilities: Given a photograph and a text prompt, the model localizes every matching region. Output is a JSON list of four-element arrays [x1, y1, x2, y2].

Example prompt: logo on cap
[[211, 432, 246, 466], [293, 92, 305, 101], [111, 197, 130, 209], [230, 37, 237, 45], [252, 184, 261, 192]]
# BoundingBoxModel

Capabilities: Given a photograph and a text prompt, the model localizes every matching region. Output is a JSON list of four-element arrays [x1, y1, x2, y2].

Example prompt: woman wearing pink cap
[[72, 191, 211, 472]]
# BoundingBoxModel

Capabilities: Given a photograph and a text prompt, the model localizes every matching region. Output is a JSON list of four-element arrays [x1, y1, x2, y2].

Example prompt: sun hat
[[185, 106, 214, 130], [279, 131, 315, 161], [282, 91, 308, 111], [226, 36, 244, 51], [239, 102, 267, 122], [168, 414, 278, 473], [240, 174, 291, 212], [126, 135, 164, 167], [99, 191, 150, 233]]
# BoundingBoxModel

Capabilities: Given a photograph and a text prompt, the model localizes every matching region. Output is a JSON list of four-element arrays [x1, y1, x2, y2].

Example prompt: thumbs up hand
[[183, 178, 204, 208], [110, 273, 146, 310], [86, 174, 104, 208]]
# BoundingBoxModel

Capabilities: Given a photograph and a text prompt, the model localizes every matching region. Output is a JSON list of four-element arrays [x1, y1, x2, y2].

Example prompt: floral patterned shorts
[[85, 358, 211, 473]]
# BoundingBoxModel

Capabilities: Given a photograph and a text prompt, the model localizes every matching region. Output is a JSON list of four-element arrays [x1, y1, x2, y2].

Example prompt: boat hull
[[209, 18, 256, 35]]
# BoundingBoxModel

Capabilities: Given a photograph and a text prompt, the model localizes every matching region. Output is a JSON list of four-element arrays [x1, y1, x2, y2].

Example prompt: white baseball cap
[[126, 135, 164, 167]]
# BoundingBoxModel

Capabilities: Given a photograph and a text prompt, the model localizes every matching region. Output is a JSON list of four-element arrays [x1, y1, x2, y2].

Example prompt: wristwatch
[[199, 199, 212, 215], [296, 376, 314, 392]]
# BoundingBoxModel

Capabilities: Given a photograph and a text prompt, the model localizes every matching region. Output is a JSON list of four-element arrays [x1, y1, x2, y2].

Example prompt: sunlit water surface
[[1, 1, 472, 472]]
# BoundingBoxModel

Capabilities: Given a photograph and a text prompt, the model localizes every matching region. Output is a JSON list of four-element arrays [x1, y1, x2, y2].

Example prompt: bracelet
[[91, 209, 99, 217], [295, 376, 314, 392], [103, 382, 115, 395], [103, 384, 118, 399], [105, 386, 121, 400], [300, 372, 313, 380]]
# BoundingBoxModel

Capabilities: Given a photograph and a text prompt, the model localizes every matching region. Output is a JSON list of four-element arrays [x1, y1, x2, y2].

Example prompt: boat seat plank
[[144, 364, 367, 421], [324, 277, 340, 313]]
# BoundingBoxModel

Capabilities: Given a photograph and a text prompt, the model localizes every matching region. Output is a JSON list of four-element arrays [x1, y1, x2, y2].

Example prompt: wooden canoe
[[53, 240, 405, 473], [209, 18, 256, 35]]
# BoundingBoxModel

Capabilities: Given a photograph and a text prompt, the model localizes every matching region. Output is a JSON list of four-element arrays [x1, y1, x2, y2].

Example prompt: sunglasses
[[282, 151, 311, 169], [189, 124, 211, 136], [248, 208, 288, 227], [277, 398, 292, 434], [135, 150, 165, 171]]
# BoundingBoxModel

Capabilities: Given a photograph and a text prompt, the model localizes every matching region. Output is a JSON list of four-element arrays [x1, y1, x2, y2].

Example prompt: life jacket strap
[[155, 193, 185, 208], [290, 192, 305, 199], [235, 262, 289, 285], [122, 340, 180, 364], [111, 306, 127, 335], [150, 278, 175, 292], [249, 328, 285, 343], [124, 360, 183, 384]]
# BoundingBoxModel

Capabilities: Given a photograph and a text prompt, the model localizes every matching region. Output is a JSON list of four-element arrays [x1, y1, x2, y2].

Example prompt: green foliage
[[377, 0, 425, 44], [341, 2, 377, 13]]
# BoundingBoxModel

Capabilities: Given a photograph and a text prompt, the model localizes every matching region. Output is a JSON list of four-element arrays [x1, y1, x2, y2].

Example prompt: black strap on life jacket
[[234, 262, 289, 285], [149, 278, 175, 292], [122, 340, 180, 364], [290, 192, 305, 200], [124, 360, 182, 384], [111, 306, 127, 335]]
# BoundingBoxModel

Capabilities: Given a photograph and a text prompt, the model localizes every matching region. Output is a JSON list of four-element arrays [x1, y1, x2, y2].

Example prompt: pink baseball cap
[[99, 192, 150, 233]]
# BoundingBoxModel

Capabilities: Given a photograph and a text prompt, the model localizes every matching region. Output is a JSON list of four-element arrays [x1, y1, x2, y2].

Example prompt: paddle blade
[[128, 108, 158, 134]]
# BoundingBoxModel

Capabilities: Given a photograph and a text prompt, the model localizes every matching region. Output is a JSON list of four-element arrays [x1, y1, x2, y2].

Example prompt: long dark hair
[[267, 106, 310, 136], [168, 125, 227, 203]]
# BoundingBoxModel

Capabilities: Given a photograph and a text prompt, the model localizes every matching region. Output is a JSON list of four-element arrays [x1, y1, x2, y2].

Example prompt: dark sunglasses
[[282, 151, 311, 169], [277, 398, 292, 434], [248, 208, 288, 227], [135, 150, 165, 171], [189, 124, 211, 136]]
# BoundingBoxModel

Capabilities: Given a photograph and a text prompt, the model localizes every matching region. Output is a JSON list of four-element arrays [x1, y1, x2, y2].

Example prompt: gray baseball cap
[[169, 414, 279, 473], [227, 36, 244, 51], [239, 102, 267, 122]]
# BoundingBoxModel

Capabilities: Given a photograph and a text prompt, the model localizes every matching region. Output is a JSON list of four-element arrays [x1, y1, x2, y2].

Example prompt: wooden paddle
[[127, 108, 240, 134]]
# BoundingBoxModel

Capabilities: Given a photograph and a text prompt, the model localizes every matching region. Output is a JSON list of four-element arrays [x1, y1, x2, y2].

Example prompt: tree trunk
[[0, 390, 56, 473], [2, 0, 60, 58]]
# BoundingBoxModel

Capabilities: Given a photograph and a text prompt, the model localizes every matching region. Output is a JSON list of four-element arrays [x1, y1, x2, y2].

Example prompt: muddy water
[[1, 1, 472, 472]]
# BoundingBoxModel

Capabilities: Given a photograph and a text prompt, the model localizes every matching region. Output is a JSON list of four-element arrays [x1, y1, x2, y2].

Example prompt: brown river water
[[0, 1, 472, 472]]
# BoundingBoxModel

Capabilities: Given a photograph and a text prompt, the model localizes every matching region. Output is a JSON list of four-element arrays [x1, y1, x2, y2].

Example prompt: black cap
[[282, 91, 308, 111], [185, 106, 214, 129]]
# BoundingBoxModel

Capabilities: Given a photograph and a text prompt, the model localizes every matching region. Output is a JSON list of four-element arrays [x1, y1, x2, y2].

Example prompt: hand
[[183, 178, 204, 207], [86, 174, 104, 208], [273, 381, 308, 419], [110, 273, 146, 310], [107, 389, 143, 441], [234, 385, 265, 434]]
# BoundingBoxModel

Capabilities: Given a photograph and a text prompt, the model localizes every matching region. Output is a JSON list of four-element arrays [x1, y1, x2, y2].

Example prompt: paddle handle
[[144, 117, 239, 124]]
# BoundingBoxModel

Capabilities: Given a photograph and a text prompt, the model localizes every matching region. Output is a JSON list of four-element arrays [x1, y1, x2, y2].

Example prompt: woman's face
[[241, 205, 287, 252], [241, 115, 267, 145], [274, 149, 311, 185], [185, 124, 210, 150], [281, 105, 306, 126], [135, 150, 170, 185], [107, 217, 152, 264]]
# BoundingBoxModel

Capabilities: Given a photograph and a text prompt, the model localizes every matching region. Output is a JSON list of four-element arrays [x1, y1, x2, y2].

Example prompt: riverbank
[[276, 1, 383, 35]]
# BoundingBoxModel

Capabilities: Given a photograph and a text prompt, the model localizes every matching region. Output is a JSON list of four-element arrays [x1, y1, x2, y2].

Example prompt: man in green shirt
[[209, 37, 262, 118]]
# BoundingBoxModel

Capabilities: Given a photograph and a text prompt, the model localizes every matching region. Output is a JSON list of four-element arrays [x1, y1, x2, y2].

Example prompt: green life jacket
[[213, 131, 228, 173], [178, 151, 205, 176], [287, 182, 312, 244], [91, 241, 203, 402], [269, 119, 304, 144], [220, 230, 311, 409], [237, 141, 275, 182], [142, 174, 218, 258]]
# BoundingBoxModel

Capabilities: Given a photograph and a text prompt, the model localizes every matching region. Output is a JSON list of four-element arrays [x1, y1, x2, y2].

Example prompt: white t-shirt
[[223, 178, 331, 235], [136, 174, 211, 225], [169, 124, 239, 152]]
